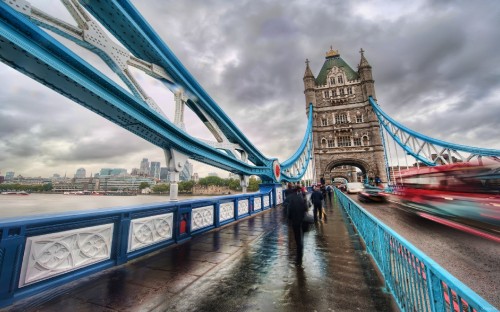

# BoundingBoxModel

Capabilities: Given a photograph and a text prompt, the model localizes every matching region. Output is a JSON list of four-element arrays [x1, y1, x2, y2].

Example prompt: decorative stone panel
[[276, 187, 283, 205], [191, 205, 214, 231], [19, 223, 114, 287], [128, 213, 173, 252], [264, 195, 270, 208], [219, 202, 234, 222], [254, 197, 262, 211], [238, 199, 249, 216]]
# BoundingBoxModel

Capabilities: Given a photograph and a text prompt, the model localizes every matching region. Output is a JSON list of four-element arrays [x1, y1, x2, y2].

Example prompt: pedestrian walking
[[326, 184, 333, 203], [287, 185, 307, 264], [310, 186, 324, 222]]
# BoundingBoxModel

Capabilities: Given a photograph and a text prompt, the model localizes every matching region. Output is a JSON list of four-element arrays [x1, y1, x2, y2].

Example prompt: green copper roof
[[315, 56, 359, 85]]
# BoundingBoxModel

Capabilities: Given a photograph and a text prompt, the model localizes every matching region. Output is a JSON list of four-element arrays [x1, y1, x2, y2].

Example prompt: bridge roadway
[[3, 198, 396, 312]]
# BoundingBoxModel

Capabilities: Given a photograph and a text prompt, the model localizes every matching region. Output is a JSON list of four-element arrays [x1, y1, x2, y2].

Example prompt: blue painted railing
[[334, 189, 498, 312], [0, 184, 282, 308]]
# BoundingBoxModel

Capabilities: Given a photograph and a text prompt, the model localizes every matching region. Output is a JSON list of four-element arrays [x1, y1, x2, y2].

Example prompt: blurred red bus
[[392, 161, 500, 235]]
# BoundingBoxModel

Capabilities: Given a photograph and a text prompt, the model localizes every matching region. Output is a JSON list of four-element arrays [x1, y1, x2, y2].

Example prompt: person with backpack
[[286, 185, 307, 264], [310, 185, 324, 222]]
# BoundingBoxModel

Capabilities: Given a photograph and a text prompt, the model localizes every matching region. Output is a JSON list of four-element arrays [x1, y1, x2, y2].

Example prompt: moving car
[[358, 185, 388, 203], [346, 182, 364, 194]]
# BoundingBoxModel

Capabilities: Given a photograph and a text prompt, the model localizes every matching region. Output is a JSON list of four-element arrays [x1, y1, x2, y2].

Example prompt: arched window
[[362, 136, 369, 146], [321, 138, 327, 148]]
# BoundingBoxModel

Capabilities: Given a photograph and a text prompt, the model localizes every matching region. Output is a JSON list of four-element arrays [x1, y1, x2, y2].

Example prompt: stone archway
[[324, 158, 373, 183]]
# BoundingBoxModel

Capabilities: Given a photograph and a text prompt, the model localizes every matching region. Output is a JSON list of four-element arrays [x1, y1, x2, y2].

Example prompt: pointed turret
[[358, 48, 371, 69], [303, 58, 314, 79], [303, 59, 316, 109], [358, 48, 376, 101]]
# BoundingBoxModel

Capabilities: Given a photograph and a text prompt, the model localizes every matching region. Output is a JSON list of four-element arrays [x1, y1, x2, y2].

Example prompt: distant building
[[99, 168, 128, 176], [139, 158, 150, 176], [130, 168, 140, 176], [159, 167, 170, 181], [5, 172, 14, 181], [228, 172, 239, 180], [150, 161, 161, 179], [75, 168, 86, 178], [193, 172, 199, 183], [180, 161, 193, 181], [0, 176, 4, 184], [97, 176, 156, 191], [207, 172, 219, 177]]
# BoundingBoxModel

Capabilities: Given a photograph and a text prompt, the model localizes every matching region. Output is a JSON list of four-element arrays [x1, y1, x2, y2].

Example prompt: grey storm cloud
[[1, 0, 499, 177]]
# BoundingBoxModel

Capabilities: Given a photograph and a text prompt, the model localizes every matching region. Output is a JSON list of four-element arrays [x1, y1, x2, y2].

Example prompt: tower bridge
[[0, 0, 499, 311]]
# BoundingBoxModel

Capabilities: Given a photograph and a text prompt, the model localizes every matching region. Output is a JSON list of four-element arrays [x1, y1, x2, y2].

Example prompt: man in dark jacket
[[310, 186, 324, 221], [287, 186, 307, 262]]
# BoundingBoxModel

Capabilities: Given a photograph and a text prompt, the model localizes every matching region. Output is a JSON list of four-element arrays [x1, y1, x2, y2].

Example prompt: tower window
[[338, 76, 344, 84], [328, 139, 334, 148], [332, 89, 337, 97], [321, 118, 327, 126], [339, 88, 345, 96], [337, 136, 352, 147], [330, 77, 335, 85], [348, 87, 353, 94], [356, 115, 363, 123], [354, 137, 362, 146], [335, 113, 348, 124], [324, 91, 328, 98]]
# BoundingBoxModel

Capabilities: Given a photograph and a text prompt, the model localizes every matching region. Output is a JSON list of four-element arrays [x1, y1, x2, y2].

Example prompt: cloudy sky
[[1, 0, 499, 178]]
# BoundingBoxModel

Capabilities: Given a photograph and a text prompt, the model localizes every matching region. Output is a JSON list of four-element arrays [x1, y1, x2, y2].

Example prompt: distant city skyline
[[0, 156, 221, 180]]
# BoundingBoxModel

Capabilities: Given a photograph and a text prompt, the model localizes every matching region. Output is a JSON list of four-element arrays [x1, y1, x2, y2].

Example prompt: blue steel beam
[[0, 3, 274, 179], [80, 0, 270, 167], [280, 104, 313, 182], [370, 97, 500, 165]]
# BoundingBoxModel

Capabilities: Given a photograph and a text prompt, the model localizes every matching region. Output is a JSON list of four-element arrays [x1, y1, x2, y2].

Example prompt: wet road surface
[[4, 199, 396, 312]]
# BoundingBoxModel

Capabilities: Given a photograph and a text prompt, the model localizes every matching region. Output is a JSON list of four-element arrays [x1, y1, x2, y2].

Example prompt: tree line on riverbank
[[1, 176, 261, 194]]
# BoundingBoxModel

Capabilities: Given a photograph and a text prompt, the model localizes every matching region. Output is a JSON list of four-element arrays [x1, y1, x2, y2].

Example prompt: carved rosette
[[264, 195, 270, 208], [238, 199, 249, 216], [19, 224, 114, 287], [254, 197, 262, 211], [191, 205, 214, 231], [128, 213, 173, 252], [276, 187, 283, 204], [219, 202, 234, 222]]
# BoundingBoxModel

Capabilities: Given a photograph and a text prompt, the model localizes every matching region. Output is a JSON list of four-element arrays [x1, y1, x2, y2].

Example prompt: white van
[[346, 182, 364, 194]]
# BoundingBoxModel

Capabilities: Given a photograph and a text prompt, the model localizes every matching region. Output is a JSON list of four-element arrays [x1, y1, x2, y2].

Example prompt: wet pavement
[[4, 198, 396, 312]]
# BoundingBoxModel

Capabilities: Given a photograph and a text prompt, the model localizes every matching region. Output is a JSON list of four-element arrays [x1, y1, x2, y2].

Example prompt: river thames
[[0, 193, 207, 219]]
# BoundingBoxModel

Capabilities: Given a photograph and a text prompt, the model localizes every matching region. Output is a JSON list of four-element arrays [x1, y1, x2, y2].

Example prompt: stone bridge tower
[[304, 47, 387, 185]]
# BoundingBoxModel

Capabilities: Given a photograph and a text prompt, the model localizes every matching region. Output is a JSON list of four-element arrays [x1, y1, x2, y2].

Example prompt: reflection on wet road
[[7, 199, 395, 312]]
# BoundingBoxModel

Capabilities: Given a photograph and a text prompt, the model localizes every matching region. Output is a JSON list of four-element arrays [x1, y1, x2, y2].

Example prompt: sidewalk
[[5, 198, 396, 312]]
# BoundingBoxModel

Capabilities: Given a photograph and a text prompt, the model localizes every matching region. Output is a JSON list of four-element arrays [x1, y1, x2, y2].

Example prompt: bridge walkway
[[4, 197, 396, 312]]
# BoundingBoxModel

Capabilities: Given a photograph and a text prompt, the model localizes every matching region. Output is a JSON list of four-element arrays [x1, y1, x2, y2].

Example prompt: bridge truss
[[0, 0, 313, 195], [370, 97, 500, 184]]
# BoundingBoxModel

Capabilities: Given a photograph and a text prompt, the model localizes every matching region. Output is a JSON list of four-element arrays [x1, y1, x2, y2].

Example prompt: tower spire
[[358, 48, 371, 68], [303, 58, 314, 78]]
